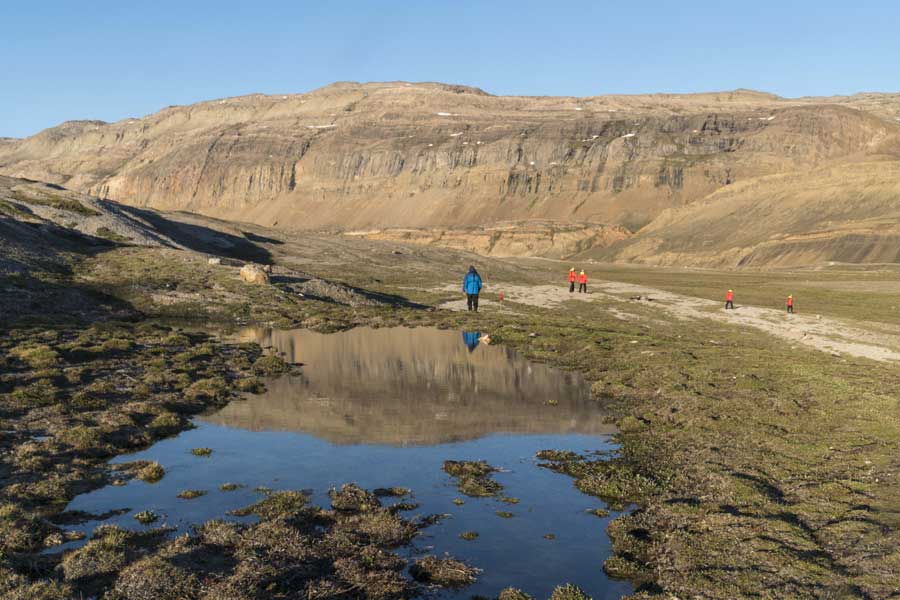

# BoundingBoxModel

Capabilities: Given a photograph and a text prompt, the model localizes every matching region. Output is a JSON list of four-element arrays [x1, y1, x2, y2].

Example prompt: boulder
[[239, 264, 270, 285]]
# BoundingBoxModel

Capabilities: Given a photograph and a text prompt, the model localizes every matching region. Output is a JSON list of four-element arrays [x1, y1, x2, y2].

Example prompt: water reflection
[[462, 331, 481, 352], [62, 327, 629, 599], [202, 327, 615, 445]]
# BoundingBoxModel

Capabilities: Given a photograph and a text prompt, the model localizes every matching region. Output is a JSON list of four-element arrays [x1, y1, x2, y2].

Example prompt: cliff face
[[347, 221, 631, 259], [2, 82, 899, 262]]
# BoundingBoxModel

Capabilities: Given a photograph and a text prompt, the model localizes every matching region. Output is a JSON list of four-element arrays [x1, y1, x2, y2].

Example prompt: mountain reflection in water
[[201, 327, 615, 445]]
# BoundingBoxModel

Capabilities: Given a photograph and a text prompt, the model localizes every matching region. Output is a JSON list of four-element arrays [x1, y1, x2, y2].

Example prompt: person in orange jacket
[[568, 267, 577, 293], [725, 289, 734, 309], [578, 270, 588, 293], [786, 294, 794, 314]]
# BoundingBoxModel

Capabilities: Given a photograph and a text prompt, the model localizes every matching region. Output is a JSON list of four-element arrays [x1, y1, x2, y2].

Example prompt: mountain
[[588, 161, 900, 267], [2, 82, 899, 265]]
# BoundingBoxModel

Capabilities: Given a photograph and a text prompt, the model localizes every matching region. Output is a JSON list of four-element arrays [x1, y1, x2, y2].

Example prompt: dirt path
[[438, 281, 900, 363]]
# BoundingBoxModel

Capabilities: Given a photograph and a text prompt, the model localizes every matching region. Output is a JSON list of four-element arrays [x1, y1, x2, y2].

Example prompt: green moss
[[10, 189, 101, 216], [190, 447, 212, 457], [460, 531, 479, 540], [148, 412, 185, 432], [185, 377, 227, 401], [99, 338, 134, 353], [9, 380, 59, 407], [59, 425, 104, 450], [69, 391, 107, 411], [252, 354, 291, 375], [94, 227, 130, 242], [229, 490, 308, 518], [11, 344, 61, 368]]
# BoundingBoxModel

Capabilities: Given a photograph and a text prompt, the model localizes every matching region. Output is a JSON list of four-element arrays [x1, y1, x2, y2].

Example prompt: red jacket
[[568, 271, 577, 283], [725, 291, 734, 301], [578, 273, 588, 284], [787, 297, 793, 306]]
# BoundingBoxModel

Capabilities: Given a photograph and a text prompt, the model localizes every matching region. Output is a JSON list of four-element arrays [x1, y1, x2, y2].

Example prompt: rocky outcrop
[[239, 264, 270, 285], [348, 221, 631, 259]]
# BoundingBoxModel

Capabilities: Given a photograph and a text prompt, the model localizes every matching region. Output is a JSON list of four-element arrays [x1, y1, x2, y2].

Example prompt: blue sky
[[3, 0, 898, 138]]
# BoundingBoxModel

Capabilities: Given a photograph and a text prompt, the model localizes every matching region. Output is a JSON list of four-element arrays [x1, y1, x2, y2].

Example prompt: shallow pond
[[65, 327, 630, 599]]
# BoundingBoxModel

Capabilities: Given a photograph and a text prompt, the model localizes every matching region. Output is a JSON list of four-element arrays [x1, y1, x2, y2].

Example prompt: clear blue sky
[[3, 0, 898, 138]]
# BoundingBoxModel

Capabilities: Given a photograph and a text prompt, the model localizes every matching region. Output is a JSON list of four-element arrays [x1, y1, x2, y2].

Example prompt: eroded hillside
[[591, 161, 900, 267], [2, 82, 899, 264]]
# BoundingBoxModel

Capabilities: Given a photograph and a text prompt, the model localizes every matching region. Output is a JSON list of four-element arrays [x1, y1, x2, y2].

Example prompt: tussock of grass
[[136, 462, 165, 483], [176, 489, 206, 500], [409, 556, 477, 588], [11, 344, 61, 368], [442, 460, 504, 498], [252, 354, 291, 375], [329, 483, 381, 512], [229, 490, 308, 519], [133, 510, 158, 525], [549, 583, 591, 600]]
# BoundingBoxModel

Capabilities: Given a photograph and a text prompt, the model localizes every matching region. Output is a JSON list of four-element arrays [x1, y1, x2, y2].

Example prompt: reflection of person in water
[[462, 331, 481, 352]]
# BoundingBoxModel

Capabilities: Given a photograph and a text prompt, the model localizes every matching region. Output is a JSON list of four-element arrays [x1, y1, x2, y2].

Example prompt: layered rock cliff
[[2, 82, 899, 263]]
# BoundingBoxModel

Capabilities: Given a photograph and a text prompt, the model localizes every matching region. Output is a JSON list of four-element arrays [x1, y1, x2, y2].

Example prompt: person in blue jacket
[[463, 265, 483, 312], [462, 331, 481, 352]]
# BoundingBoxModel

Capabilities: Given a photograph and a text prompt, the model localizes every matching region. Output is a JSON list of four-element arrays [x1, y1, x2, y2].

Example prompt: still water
[[65, 327, 630, 599]]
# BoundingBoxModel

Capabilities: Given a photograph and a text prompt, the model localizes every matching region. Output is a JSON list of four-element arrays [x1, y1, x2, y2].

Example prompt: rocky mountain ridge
[[2, 82, 899, 265]]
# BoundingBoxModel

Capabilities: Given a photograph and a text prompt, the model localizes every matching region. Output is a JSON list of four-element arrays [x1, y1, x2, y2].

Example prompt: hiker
[[462, 331, 480, 352], [578, 270, 588, 293], [568, 267, 577, 293], [463, 265, 483, 312], [786, 294, 794, 314], [725, 289, 734, 310]]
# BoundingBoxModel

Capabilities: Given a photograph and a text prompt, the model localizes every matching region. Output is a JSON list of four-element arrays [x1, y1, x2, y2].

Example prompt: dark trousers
[[787, 305, 793, 313], [579, 283, 587, 293], [467, 294, 479, 312], [725, 300, 734, 309], [569, 281, 575, 293]]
